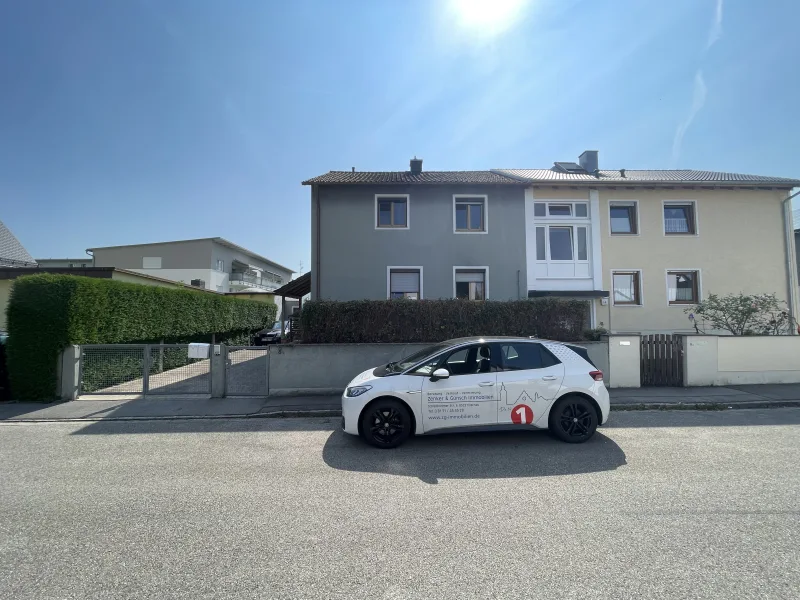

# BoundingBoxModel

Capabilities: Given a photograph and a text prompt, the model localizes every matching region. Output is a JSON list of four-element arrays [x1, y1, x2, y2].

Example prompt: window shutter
[[390, 271, 420, 293], [455, 271, 485, 283]]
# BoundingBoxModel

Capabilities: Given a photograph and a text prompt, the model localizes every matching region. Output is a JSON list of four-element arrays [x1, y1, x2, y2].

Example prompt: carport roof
[[273, 272, 310, 299]]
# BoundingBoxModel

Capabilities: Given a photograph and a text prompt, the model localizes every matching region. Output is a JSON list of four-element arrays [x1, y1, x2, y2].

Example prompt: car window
[[410, 344, 496, 376], [493, 342, 560, 371]]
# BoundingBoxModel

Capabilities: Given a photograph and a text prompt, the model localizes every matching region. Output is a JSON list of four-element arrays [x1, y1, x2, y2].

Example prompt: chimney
[[579, 150, 598, 174], [410, 156, 423, 174]]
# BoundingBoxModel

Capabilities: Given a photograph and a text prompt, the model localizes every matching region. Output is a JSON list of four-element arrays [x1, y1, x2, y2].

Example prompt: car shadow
[[322, 428, 627, 484]]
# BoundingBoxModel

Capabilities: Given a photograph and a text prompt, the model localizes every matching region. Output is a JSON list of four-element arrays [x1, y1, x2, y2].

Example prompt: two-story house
[[88, 237, 294, 295], [304, 153, 800, 334]]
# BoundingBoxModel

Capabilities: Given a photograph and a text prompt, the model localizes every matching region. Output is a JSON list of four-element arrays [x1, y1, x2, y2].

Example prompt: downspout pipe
[[782, 188, 800, 333]]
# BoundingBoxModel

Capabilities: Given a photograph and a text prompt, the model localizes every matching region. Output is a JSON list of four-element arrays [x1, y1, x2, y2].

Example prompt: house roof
[[494, 169, 800, 186], [88, 237, 294, 274], [302, 171, 522, 185], [0, 220, 36, 267], [303, 168, 800, 188]]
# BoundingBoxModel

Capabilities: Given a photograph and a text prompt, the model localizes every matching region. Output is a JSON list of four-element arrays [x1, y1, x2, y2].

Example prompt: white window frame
[[665, 268, 702, 306], [453, 266, 489, 300], [608, 200, 640, 236], [375, 194, 410, 230], [534, 225, 590, 263], [386, 266, 423, 299], [453, 194, 489, 234], [215, 259, 225, 272], [662, 200, 699, 236], [533, 201, 591, 222], [610, 269, 644, 307]]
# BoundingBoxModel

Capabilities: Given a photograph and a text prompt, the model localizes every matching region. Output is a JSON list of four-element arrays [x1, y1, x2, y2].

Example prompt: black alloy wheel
[[549, 395, 598, 443], [360, 399, 412, 449]]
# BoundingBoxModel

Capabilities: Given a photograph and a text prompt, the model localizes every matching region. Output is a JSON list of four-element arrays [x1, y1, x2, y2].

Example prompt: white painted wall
[[126, 268, 224, 290], [685, 335, 800, 385]]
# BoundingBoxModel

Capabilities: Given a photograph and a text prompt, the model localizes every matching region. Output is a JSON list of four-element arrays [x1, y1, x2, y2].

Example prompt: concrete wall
[[607, 335, 641, 387], [685, 335, 800, 385], [594, 188, 790, 334], [313, 183, 528, 300], [268, 343, 430, 395], [581, 341, 609, 380]]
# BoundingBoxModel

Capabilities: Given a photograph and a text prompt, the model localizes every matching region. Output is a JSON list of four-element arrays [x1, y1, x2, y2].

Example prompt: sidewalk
[[2, 384, 800, 422]]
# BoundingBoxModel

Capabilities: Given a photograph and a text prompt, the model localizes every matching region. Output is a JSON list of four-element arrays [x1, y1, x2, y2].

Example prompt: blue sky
[[1, 0, 799, 272]]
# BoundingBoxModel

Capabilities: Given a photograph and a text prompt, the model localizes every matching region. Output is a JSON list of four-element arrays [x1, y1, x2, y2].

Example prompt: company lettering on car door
[[425, 390, 493, 422]]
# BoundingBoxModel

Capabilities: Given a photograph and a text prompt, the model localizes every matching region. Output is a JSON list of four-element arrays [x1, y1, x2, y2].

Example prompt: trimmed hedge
[[6, 274, 276, 400], [299, 299, 589, 343]]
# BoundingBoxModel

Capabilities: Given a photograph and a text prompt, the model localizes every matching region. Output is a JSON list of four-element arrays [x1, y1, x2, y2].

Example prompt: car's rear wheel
[[548, 395, 598, 443], [360, 399, 412, 449]]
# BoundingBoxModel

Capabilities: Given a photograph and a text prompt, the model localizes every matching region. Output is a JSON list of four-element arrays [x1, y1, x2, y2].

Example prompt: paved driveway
[[1, 410, 799, 599]]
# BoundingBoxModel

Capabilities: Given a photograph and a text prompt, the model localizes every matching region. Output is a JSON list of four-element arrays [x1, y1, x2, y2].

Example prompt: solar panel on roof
[[553, 162, 586, 173]]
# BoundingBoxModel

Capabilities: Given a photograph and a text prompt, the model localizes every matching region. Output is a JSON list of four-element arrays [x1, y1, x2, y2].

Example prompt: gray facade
[[311, 184, 528, 300], [92, 239, 213, 269]]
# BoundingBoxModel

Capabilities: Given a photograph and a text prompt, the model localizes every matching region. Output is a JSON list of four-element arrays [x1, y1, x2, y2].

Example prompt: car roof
[[441, 336, 568, 345]]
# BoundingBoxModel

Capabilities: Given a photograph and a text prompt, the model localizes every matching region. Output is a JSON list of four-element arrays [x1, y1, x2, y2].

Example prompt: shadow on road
[[322, 428, 627, 484], [70, 416, 340, 435]]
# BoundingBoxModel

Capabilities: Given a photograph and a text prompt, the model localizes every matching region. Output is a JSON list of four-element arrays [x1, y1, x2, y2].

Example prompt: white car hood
[[349, 368, 378, 386]]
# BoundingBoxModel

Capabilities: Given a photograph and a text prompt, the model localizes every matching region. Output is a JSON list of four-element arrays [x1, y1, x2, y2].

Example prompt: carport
[[273, 272, 310, 339]]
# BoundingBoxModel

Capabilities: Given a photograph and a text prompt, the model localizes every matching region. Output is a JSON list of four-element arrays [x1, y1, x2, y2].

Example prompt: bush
[[685, 292, 797, 335], [6, 274, 277, 400], [299, 299, 589, 343]]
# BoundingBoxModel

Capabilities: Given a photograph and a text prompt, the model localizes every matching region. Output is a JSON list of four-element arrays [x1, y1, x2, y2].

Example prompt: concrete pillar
[[59, 345, 81, 401], [607, 335, 641, 388], [211, 344, 226, 398]]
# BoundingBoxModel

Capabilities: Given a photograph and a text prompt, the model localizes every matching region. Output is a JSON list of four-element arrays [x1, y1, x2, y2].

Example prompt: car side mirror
[[430, 368, 450, 381]]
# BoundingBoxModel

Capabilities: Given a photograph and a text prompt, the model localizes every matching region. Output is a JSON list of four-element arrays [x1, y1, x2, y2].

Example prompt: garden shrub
[[299, 299, 589, 343], [6, 274, 276, 400]]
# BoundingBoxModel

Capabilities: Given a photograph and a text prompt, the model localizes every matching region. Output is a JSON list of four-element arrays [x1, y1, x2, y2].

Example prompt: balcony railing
[[229, 272, 283, 290]]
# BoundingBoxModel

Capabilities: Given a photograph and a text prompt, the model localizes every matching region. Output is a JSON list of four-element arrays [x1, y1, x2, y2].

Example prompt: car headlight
[[345, 385, 372, 397]]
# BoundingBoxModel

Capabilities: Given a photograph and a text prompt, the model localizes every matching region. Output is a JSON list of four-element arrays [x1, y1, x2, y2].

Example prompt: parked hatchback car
[[342, 336, 608, 449], [255, 321, 290, 345]]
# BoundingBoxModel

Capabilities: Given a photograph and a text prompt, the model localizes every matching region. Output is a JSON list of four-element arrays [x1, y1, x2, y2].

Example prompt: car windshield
[[271, 322, 281, 331], [391, 342, 451, 372]]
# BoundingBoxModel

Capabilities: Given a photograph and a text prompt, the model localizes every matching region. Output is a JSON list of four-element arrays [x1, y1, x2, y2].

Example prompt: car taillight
[[589, 370, 603, 382]]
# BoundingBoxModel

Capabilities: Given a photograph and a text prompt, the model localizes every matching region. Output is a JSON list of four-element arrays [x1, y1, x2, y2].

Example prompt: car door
[[418, 344, 498, 432], [493, 342, 564, 427]]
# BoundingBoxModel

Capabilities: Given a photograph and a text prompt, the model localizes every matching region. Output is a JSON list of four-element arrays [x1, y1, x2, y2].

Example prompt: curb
[[1, 402, 798, 423]]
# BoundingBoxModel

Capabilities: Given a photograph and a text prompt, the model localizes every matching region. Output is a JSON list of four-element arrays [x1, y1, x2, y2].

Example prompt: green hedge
[[299, 299, 589, 343], [6, 274, 277, 400]]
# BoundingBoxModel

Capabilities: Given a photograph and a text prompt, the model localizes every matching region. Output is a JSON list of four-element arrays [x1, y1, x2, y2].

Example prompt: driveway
[[1, 410, 799, 599]]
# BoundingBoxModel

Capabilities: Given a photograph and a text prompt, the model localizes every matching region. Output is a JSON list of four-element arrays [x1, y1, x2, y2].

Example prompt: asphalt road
[[1, 410, 799, 599]]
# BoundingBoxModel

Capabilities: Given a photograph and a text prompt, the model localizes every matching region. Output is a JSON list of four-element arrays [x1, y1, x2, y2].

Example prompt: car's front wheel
[[548, 395, 598, 443], [360, 398, 412, 449]]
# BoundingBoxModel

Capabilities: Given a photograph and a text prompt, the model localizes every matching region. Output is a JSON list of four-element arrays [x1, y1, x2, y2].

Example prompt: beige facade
[[595, 188, 792, 334]]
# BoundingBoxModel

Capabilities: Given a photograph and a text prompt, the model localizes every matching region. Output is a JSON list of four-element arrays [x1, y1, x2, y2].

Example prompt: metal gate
[[640, 334, 684, 386], [79, 344, 212, 396], [225, 346, 269, 396]]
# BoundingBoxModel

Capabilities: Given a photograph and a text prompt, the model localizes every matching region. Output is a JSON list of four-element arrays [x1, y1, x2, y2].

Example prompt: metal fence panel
[[226, 346, 269, 396], [80, 345, 146, 395], [147, 345, 212, 395]]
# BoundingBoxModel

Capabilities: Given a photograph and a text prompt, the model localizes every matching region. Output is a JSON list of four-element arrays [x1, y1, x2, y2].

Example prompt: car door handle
[[406, 390, 421, 394], [541, 375, 558, 381], [478, 381, 495, 387]]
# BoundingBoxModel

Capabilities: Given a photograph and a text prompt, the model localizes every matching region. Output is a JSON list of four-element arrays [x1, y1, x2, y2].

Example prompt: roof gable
[[0, 220, 36, 267]]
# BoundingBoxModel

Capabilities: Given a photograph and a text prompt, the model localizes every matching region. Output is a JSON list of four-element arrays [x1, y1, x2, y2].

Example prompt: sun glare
[[451, 0, 527, 34]]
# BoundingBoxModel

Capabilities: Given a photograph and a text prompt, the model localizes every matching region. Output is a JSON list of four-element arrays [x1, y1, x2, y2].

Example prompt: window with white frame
[[454, 195, 487, 232], [534, 201, 589, 218], [609, 202, 638, 234], [612, 271, 642, 305], [664, 202, 696, 235], [667, 270, 699, 304], [215, 259, 224, 271], [388, 268, 421, 299], [376, 195, 409, 228], [535, 225, 589, 262], [454, 268, 486, 300]]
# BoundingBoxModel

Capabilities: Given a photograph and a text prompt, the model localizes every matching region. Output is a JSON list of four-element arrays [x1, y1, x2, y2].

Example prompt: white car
[[342, 336, 609, 448]]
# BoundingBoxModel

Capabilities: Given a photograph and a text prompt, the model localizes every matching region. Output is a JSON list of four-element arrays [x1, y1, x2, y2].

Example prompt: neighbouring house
[[304, 154, 800, 335], [0, 266, 217, 332], [0, 220, 37, 269], [87, 238, 294, 294], [35, 258, 92, 268]]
